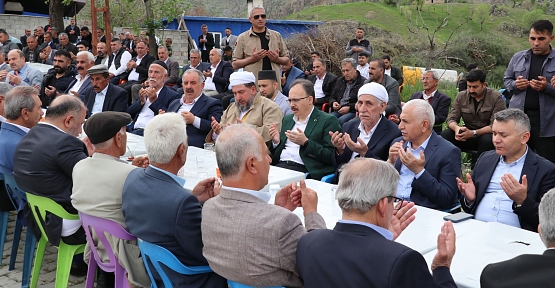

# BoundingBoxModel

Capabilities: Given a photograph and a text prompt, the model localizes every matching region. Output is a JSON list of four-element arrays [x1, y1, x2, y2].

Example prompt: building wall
[[113, 27, 190, 65], [0, 14, 49, 37]]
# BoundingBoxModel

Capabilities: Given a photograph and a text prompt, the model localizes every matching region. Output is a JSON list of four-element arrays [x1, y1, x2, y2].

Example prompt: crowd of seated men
[[2, 14, 555, 288]]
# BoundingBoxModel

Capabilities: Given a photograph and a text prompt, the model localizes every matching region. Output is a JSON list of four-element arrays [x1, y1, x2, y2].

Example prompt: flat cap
[[88, 64, 109, 75], [258, 70, 277, 81], [84, 111, 132, 144], [38, 43, 49, 52]]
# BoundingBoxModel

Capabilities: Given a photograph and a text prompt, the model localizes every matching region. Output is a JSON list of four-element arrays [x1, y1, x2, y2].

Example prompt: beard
[[237, 97, 254, 112]]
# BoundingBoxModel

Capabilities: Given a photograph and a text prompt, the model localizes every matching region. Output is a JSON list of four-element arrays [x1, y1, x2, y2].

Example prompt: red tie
[[422, 96, 433, 104]]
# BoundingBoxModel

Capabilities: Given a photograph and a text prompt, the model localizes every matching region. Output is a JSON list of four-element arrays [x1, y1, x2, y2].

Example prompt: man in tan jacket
[[207, 71, 283, 143], [202, 124, 326, 287]]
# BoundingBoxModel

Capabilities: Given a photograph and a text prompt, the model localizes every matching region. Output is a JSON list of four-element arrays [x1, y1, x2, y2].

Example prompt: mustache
[[185, 88, 195, 93], [148, 78, 157, 83], [77, 66, 84, 70]]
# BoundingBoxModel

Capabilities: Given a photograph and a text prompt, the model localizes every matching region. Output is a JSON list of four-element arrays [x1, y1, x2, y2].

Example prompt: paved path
[[0, 212, 86, 288]]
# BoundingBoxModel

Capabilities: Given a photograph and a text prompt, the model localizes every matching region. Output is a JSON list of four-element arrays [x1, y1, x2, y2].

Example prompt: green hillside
[[285, 2, 550, 52]]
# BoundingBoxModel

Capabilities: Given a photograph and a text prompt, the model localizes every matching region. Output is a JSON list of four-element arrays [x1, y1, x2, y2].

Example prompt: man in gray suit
[[5, 50, 43, 87], [71, 111, 150, 288], [220, 27, 237, 48], [202, 124, 326, 287]]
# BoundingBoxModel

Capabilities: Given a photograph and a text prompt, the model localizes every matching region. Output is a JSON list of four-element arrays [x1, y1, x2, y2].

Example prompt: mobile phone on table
[[443, 212, 473, 223]]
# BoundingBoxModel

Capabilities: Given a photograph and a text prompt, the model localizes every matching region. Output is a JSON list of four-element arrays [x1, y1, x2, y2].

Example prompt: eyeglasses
[[386, 196, 404, 211], [286, 96, 309, 103], [253, 14, 267, 20]]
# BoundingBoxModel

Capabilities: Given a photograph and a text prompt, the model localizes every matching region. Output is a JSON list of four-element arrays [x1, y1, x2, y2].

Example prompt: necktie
[[422, 95, 433, 104]]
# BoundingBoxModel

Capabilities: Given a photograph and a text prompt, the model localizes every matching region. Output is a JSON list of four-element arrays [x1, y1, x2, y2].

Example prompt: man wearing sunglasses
[[269, 79, 341, 180], [297, 158, 457, 288], [233, 6, 290, 90]]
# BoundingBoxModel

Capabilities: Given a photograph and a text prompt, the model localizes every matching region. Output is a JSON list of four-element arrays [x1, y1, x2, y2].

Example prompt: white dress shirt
[[127, 54, 144, 81], [278, 107, 315, 165], [222, 185, 271, 203], [91, 85, 110, 115], [204, 61, 220, 91], [350, 117, 381, 160], [314, 73, 326, 99], [134, 88, 161, 129], [177, 94, 202, 129], [108, 50, 132, 77], [357, 64, 369, 80], [68, 74, 89, 94]]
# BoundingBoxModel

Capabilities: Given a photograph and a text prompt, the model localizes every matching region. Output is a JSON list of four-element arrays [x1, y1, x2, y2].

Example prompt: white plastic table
[[395, 207, 486, 254], [422, 221, 545, 288], [124, 133, 306, 192]]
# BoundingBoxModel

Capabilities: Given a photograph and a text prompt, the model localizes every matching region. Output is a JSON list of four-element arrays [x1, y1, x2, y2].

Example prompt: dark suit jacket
[[307, 73, 338, 106], [333, 116, 401, 169], [197, 33, 215, 51], [167, 94, 223, 148], [13, 123, 88, 246], [121, 166, 227, 288], [175, 62, 212, 88], [393, 132, 461, 210], [127, 86, 180, 129], [410, 91, 452, 134], [390, 65, 404, 86], [409, 91, 451, 134], [22, 46, 40, 63], [165, 57, 180, 85], [271, 108, 341, 180], [297, 222, 456, 288], [330, 72, 365, 113], [480, 249, 555, 288], [0, 122, 27, 174], [64, 76, 92, 98], [123, 53, 155, 83], [282, 66, 305, 96], [210, 61, 233, 93], [462, 150, 555, 232], [56, 42, 78, 56], [81, 84, 129, 118]]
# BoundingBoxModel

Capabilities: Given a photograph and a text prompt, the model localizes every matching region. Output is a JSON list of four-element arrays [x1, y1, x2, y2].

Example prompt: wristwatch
[[473, 130, 478, 138], [302, 139, 309, 147], [512, 202, 522, 209]]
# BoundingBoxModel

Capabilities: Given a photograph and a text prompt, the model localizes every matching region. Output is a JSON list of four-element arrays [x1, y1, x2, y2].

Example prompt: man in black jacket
[[330, 58, 364, 125], [198, 24, 214, 63], [22, 36, 40, 63], [118, 41, 154, 103], [39, 50, 76, 108], [307, 58, 337, 111]]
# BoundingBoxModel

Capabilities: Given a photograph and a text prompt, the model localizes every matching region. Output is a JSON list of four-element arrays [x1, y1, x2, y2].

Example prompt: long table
[[125, 133, 306, 192], [422, 221, 545, 288]]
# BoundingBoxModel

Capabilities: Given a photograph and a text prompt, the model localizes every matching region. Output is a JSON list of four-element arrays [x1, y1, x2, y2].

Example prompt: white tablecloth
[[422, 222, 545, 288], [124, 133, 306, 192]]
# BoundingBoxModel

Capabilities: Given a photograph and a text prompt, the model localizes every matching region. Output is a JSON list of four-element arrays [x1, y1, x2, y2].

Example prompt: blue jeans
[[331, 111, 356, 126]]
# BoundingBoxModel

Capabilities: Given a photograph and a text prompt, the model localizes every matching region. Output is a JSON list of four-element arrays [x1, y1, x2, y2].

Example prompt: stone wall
[[0, 14, 49, 37], [114, 27, 190, 66]]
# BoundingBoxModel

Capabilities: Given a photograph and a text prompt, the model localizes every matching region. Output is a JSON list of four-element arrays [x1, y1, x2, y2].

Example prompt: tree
[[406, 4, 470, 69], [49, 0, 72, 34], [475, 5, 489, 31]]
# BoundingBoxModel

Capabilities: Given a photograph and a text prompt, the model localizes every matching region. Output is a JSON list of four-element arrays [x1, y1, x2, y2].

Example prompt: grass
[[285, 2, 543, 53]]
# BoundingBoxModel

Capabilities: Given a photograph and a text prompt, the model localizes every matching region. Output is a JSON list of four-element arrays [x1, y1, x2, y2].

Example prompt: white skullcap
[[229, 71, 256, 88], [357, 82, 389, 104]]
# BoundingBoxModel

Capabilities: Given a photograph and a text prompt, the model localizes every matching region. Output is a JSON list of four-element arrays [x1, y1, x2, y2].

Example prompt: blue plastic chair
[[2, 173, 36, 288], [227, 280, 284, 288], [0, 172, 12, 265], [137, 238, 213, 288], [320, 173, 335, 183]]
